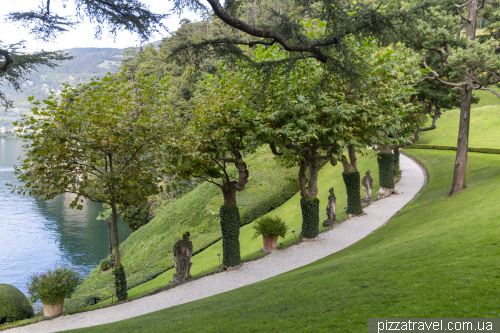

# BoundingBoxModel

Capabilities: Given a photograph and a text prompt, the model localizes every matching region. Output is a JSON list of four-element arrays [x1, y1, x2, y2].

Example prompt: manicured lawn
[[66, 149, 500, 332], [418, 104, 500, 148]]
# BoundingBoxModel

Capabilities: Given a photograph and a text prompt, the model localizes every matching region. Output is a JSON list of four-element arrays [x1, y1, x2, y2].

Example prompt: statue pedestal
[[361, 198, 372, 203], [322, 220, 339, 228]]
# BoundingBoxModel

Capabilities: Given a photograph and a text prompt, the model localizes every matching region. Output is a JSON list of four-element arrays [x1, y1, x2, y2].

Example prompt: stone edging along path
[[7, 153, 426, 333]]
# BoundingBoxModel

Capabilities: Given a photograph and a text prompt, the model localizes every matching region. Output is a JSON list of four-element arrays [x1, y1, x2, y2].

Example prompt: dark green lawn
[[66, 149, 500, 332]]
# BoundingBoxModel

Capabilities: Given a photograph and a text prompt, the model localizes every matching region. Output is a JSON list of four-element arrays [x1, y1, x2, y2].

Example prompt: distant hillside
[[0, 41, 162, 130], [3, 47, 124, 113]]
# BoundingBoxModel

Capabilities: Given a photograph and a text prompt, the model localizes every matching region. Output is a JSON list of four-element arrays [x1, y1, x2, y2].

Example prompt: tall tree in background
[[398, 0, 500, 195]]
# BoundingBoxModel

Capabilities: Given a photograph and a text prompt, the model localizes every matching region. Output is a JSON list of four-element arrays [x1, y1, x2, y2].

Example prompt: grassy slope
[[71, 150, 382, 311], [67, 149, 500, 332], [417, 104, 500, 148], [66, 146, 299, 310]]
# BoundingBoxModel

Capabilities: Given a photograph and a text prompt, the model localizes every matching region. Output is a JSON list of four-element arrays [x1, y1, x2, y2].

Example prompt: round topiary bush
[[0, 284, 34, 324]]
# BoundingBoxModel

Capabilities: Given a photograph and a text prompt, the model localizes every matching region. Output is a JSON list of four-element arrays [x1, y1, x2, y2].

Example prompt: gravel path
[[7, 153, 425, 333]]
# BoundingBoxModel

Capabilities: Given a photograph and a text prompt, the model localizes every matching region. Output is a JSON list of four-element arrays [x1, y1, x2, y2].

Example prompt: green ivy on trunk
[[300, 198, 320, 238], [393, 148, 400, 176], [112, 265, 127, 301], [220, 205, 241, 267], [378, 153, 395, 189], [342, 171, 363, 215]]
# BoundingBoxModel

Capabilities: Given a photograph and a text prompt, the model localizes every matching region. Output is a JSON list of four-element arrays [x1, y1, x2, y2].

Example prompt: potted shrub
[[27, 264, 81, 319], [252, 215, 288, 251]]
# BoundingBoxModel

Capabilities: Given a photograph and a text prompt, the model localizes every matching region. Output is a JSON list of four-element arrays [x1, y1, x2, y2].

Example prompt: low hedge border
[[406, 144, 500, 154]]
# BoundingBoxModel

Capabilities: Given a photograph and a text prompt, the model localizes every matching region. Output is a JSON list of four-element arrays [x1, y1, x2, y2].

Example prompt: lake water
[[0, 138, 131, 295]]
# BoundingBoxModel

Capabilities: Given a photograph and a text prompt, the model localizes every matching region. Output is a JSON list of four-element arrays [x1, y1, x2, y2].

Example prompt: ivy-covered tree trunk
[[393, 148, 400, 176], [377, 147, 396, 199], [340, 145, 363, 215], [217, 152, 248, 268], [219, 203, 241, 267], [110, 198, 127, 300], [298, 158, 322, 238], [106, 219, 115, 268]]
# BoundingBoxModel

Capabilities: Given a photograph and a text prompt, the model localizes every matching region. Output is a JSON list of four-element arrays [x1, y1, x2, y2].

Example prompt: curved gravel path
[[7, 153, 426, 333]]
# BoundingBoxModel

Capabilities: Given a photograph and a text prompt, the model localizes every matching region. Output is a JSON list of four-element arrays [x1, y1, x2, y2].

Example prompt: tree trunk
[[217, 149, 248, 268], [377, 148, 396, 199], [298, 157, 322, 238], [340, 145, 362, 215], [393, 148, 400, 176], [106, 218, 115, 268], [449, 0, 478, 196], [110, 199, 121, 266], [450, 81, 472, 195]]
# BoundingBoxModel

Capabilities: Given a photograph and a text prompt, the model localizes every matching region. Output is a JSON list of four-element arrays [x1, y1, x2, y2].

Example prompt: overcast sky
[[1, 0, 201, 51]]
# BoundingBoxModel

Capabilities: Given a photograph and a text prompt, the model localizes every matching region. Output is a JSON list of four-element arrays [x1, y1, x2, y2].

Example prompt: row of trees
[[12, 33, 426, 282]]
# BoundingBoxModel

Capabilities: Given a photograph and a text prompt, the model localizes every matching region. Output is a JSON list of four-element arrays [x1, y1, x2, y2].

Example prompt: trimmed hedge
[[342, 171, 363, 215], [0, 284, 34, 324], [406, 144, 500, 154], [377, 153, 395, 189], [112, 265, 128, 301], [220, 205, 241, 267], [300, 198, 320, 239]]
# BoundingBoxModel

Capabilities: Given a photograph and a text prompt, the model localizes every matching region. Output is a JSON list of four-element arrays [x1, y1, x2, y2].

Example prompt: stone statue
[[362, 170, 373, 203], [322, 188, 338, 227], [172, 231, 193, 283]]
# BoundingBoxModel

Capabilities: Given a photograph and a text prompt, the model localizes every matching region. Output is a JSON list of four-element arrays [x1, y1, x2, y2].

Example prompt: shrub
[[99, 258, 110, 272], [120, 200, 150, 232], [27, 264, 82, 305], [0, 284, 34, 324], [252, 215, 288, 239]]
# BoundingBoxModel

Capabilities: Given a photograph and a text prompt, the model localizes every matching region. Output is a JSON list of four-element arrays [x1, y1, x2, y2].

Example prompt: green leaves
[[12, 70, 173, 211]]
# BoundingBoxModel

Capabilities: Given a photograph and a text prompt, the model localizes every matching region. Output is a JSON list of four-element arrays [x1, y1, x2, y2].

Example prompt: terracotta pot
[[262, 235, 278, 251], [42, 298, 64, 319]]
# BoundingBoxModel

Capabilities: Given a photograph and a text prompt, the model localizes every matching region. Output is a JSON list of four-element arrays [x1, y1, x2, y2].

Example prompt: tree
[[168, 69, 254, 268], [230, 45, 347, 239], [11, 71, 172, 300], [331, 39, 425, 205], [0, 41, 70, 109], [399, 0, 500, 195]]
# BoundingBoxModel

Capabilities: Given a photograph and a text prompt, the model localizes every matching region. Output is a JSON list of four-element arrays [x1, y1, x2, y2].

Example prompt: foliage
[[26, 264, 82, 305], [12, 71, 174, 271], [0, 284, 34, 324], [0, 41, 71, 109], [342, 171, 363, 215], [300, 198, 320, 239], [251, 215, 288, 239], [120, 200, 150, 232], [112, 265, 128, 301], [377, 153, 395, 189], [99, 259, 110, 272], [2, 47, 124, 115], [219, 205, 241, 267]]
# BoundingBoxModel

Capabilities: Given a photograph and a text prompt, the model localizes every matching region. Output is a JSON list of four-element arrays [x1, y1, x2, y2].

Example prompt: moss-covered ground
[[66, 149, 500, 332]]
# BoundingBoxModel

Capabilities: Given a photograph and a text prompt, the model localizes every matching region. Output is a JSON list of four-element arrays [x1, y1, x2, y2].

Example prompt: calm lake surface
[[0, 138, 131, 295]]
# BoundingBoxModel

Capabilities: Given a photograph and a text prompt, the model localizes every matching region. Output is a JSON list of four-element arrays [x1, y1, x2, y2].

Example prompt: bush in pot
[[252, 215, 288, 251], [27, 264, 82, 319]]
